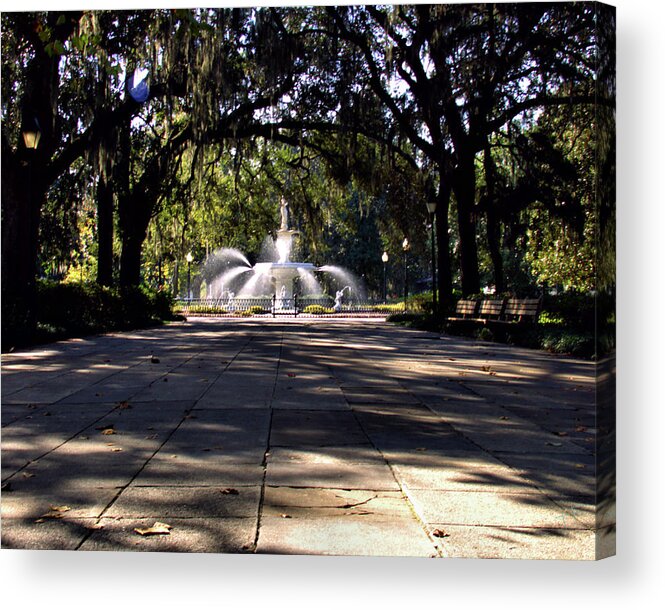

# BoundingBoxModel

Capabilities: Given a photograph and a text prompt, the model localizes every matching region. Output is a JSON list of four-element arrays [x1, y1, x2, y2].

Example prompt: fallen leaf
[[499, 416, 510, 421], [432, 529, 449, 538], [575, 426, 588, 433], [556, 432, 568, 437], [575, 463, 586, 469], [101, 428, 116, 435], [22, 472, 36, 479], [34, 518, 45, 523], [41, 505, 71, 519], [280, 514, 292, 519], [111, 447, 123, 452], [220, 488, 239, 495], [134, 522, 172, 536], [118, 401, 132, 410]]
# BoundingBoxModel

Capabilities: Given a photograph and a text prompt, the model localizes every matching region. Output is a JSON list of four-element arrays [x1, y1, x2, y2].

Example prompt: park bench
[[478, 299, 506, 321], [494, 297, 542, 324], [446, 299, 480, 321], [447, 297, 542, 325]]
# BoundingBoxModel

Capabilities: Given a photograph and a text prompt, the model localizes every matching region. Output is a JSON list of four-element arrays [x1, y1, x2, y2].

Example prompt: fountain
[[200, 198, 362, 309]]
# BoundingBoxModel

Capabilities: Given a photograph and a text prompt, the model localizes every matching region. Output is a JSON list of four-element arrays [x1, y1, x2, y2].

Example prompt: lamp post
[[402, 237, 410, 309], [381, 251, 389, 301], [426, 199, 438, 318], [22, 115, 41, 150], [186, 252, 193, 300]]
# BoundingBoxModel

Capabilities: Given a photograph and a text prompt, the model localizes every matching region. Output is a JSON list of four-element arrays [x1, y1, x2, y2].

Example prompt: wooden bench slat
[[447, 297, 542, 325]]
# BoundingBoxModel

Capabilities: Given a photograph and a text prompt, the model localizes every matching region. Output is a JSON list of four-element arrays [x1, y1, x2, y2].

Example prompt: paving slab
[[1, 517, 97, 550], [130, 455, 265, 486], [1, 318, 611, 559], [432, 525, 599, 560], [265, 460, 400, 490], [407, 489, 587, 529], [79, 517, 257, 553], [104, 485, 262, 518], [256, 515, 437, 557]]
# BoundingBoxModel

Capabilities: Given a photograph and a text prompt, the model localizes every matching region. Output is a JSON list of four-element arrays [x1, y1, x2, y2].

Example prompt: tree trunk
[[486, 205, 504, 294], [1, 151, 44, 345], [96, 170, 114, 286], [483, 144, 504, 293], [119, 228, 146, 288], [435, 177, 453, 311], [452, 154, 481, 295]]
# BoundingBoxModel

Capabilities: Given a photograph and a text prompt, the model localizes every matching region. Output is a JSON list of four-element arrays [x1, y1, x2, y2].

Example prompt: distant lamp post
[[381, 251, 389, 301], [22, 115, 41, 150], [426, 199, 438, 318], [186, 252, 193, 299], [402, 237, 410, 308]]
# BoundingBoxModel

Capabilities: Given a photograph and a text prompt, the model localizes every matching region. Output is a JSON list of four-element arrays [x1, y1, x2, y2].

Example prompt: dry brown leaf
[[432, 529, 449, 538], [134, 522, 172, 536], [111, 447, 123, 452], [40, 505, 71, 519], [220, 488, 239, 495], [22, 472, 36, 478], [101, 428, 116, 435], [118, 401, 132, 410], [280, 514, 292, 519]]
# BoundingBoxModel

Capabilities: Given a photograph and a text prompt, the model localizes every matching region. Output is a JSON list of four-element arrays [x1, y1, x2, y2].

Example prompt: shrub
[[476, 327, 495, 342], [247, 305, 269, 315], [302, 304, 334, 315], [21, 280, 176, 347]]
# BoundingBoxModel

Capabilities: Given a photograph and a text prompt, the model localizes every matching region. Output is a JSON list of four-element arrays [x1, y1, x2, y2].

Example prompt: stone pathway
[[1, 318, 614, 559]]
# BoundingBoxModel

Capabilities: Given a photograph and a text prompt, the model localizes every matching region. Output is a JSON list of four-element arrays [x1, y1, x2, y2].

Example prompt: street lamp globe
[[381, 251, 389, 264], [22, 115, 41, 150]]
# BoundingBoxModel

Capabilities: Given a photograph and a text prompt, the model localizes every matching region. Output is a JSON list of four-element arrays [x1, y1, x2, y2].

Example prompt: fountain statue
[[280, 198, 289, 231], [333, 286, 351, 312], [200, 196, 363, 307]]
